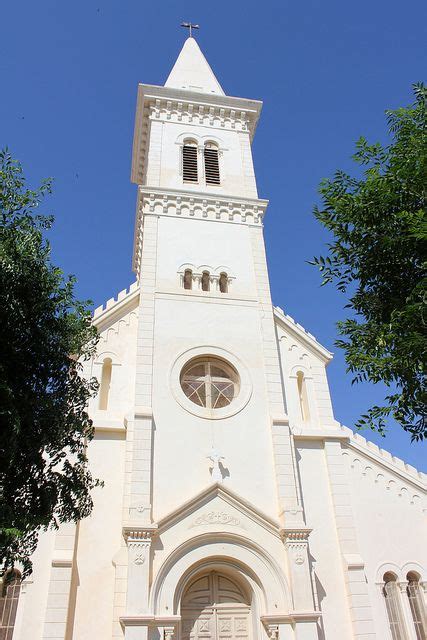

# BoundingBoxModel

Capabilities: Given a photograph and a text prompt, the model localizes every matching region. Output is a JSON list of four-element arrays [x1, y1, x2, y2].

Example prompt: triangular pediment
[[156, 483, 281, 538], [165, 37, 225, 95]]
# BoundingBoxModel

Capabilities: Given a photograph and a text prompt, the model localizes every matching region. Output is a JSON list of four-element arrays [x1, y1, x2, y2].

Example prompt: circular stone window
[[180, 357, 239, 410], [170, 347, 252, 419]]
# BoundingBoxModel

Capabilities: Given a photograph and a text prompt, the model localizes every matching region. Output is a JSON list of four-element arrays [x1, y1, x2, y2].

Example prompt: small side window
[[383, 573, 406, 640], [296, 371, 310, 422], [183, 269, 193, 290], [219, 273, 228, 293], [0, 569, 21, 635], [99, 357, 112, 410], [201, 272, 210, 292]]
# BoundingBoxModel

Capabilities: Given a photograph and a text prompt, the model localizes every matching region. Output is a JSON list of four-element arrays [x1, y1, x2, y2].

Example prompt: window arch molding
[[170, 346, 252, 420], [402, 563, 427, 583]]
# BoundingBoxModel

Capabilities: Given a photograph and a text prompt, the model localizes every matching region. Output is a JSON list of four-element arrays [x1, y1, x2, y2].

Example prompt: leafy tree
[[311, 83, 426, 441], [0, 149, 100, 576]]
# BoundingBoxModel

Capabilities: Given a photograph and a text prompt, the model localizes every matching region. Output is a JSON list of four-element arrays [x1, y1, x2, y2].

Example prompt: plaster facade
[[7, 36, 426, 640]]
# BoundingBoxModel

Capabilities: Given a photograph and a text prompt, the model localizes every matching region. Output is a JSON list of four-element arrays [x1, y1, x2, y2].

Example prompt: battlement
[[93, 281, 139, 320]]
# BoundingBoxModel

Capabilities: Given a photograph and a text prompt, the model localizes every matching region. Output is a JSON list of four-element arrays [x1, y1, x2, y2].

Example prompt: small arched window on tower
[[219, 272, 228, 293], [99, 357, 113, 410], [204, 143, 220, 185], [296, 371, 310, 422], [383, 573, 406, 640], [183, 269, 193, 290], [201, 271, 210, 292], [182, 141, 198, 183], [0, 569, 21, 636], [406, 572, 427, 640]]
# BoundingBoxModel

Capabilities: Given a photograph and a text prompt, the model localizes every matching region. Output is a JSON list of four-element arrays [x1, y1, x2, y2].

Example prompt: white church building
[[3, 35, 426, 640]]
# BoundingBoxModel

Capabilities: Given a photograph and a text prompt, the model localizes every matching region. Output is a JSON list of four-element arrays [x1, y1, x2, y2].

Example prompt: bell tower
[[122, 33, 318, 640]]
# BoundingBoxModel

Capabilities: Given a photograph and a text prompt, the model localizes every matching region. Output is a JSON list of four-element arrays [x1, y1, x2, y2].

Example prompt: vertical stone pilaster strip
[[131, 212, 159, 522], [249, 226, 286, 418], [42, 522, 77, 640], [282, 530, 315, 611], [238, 132, 258, 198], [324, 440, 376, 639], [145, 120, 163, 186], [272, 421, 302, 524]]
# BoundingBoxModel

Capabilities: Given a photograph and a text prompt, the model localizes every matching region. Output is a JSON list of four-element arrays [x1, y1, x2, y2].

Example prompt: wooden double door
[[181, 572, 251, 640]]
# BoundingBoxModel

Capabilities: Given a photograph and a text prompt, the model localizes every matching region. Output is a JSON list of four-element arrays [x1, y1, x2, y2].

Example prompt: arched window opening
[[383, 573, 406, 640], [407, 572, 427, 640], [183, 269, 193, 290], [296, 371, 310, 422], [219, 272, 228, 293], [201, 271, 210, 292], [99, 357, 112, 410], [182, 141, 198, 183], [0, 569, 21, 636], [204, 143, 220, 185]]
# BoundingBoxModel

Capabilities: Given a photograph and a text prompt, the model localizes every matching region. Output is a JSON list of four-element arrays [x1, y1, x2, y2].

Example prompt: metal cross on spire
[[181, 22, 199, 38]]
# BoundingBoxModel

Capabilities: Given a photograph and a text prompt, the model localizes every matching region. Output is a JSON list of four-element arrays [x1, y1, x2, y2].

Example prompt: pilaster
[[282, 529, 315, 612], [42, 522, 77, 640], [123, 527, 157, 617], [324, 440, 376, 639]]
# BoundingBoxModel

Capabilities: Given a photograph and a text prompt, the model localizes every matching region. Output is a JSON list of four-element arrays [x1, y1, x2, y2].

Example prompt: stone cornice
[[133, 187, 268, 276], [273, 306, 332, 363], [131, 83, 262, 185]]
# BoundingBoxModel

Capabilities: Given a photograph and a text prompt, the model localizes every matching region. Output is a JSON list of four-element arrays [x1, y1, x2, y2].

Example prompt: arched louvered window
[[204, 143, 220, 185], [219, 272, 228, 293], [0, 569, 21, 637], [183, 269, 193, 290], [201, 271, 210, 292], [99, 357, 112, 410], [182, 141, 198, 183], [383, 573, 406, 640], [296, 371, 310, 422], [407, 573, 427, 640]]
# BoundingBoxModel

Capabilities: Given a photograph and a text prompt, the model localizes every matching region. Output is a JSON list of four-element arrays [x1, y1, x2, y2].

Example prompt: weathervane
[[181, 22, 199, 38]]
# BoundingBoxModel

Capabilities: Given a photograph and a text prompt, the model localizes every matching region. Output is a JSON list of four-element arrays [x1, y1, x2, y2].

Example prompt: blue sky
[[1, 0, 426, 470]]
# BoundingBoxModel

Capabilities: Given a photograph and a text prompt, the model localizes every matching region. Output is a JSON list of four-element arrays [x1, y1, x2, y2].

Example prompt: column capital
[[123, 525, 158, 544], [280, 527, 312, 544], [164, 626, 176, 640], [398, 580, 409, 594]]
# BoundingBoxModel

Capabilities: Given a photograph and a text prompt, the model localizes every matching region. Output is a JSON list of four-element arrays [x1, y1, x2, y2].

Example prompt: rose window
[[180, 358, 239, 409]]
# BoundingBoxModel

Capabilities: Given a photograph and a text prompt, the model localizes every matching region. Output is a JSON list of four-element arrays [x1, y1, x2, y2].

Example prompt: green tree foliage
[[0, 150, 100, 576], [311, 84, 426, 441]]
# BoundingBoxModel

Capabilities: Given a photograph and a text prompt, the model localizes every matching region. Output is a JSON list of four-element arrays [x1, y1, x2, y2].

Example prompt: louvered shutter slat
[[204, 148, 220, 185], [183, 146, 198, 182]]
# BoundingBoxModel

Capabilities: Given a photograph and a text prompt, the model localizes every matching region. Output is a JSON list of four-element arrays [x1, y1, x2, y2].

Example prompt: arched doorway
[[181, 571, 251, 639]]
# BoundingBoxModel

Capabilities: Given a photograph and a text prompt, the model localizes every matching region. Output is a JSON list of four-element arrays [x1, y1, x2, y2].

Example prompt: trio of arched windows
[[183, 269, 229, 293], [0, 569, 21, 637], [182, 141, 220, 185], [383, 572, 426, 640]]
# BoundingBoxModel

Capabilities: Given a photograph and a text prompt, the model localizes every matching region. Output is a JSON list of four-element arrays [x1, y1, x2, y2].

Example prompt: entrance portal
[[181, 571, 251, 639]]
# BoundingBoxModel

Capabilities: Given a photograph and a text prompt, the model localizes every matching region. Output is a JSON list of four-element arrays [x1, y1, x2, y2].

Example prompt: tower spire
[[181, 22, 199, 38], [165, 35, 225, 95]]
